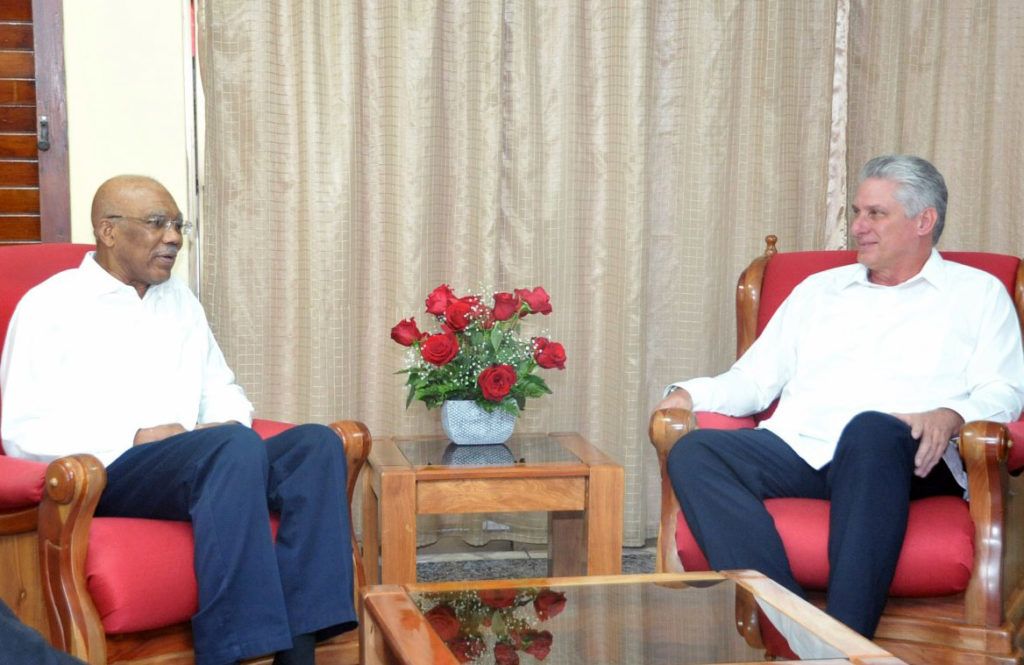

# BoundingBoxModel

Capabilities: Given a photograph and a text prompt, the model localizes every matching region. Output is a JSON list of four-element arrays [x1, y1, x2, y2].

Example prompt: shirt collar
[[839, 248, 946, 291], [79, 251, 169, 300]]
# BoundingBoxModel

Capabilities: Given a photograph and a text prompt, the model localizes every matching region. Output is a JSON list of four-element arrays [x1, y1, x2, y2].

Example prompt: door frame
[[31, 0, 69, 242]]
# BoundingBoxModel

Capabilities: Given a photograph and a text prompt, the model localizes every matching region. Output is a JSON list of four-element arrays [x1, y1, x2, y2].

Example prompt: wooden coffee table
[[360, 571, 907, 665], [361, 432, 623, 584]]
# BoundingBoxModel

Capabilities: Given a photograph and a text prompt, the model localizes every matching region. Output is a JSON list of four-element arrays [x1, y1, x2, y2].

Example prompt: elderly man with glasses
[[0, 175, 356, 665]]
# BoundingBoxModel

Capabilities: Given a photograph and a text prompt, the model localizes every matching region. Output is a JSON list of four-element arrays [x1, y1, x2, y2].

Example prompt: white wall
[[62, 0, 193, 278]]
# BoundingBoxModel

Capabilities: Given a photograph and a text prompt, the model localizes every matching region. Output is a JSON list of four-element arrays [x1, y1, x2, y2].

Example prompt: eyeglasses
[[106, 215, 194, 236]]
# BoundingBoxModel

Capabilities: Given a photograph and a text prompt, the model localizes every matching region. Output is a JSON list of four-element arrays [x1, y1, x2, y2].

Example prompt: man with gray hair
[[654, 154, 1024, 637]]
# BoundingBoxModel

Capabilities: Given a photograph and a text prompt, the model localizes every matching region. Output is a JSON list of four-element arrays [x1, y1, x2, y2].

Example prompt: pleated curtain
[[197, 0, 1024, 546]]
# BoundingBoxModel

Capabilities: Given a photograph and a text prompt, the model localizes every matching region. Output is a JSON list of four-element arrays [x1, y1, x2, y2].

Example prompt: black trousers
[[96, 423, 356, 665], [666, 411, 962, 637]]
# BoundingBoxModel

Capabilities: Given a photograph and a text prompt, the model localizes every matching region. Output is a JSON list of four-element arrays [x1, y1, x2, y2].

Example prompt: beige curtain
[[197, 1, 1024, 547], [847, 1, 1024, 251]]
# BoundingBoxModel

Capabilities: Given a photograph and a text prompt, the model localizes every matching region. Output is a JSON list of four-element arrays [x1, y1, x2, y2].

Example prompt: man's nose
[[162, 223, 183, 243]]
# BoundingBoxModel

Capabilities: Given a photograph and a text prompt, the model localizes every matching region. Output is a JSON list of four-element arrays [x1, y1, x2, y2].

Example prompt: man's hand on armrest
[[133, 424, 187, 446], [654, 386, 694, 413], [890, 407, 965, 478]]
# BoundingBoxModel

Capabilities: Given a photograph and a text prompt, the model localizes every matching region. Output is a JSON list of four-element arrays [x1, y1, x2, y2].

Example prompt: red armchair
[[650, 236, 1024, 665], [0, 243, 370, 665]]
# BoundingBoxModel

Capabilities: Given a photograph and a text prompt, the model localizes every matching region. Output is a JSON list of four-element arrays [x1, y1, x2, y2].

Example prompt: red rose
[[492, 292, 522, 321], [494, 642, 520, 665], [477, 365, 517, 402], [444, 297, 476, 331], [533, 338, 566, 370], [421, 332, 460, 366], [390, 317, 425, 346], [514, 286, 552, 315], [478, 587, 518, 609], [426, 284, 457, 316], [521, 630, 553, 660], [424, 604, 460, 642], [448, 636, 485, 663], [533, 589, 566, 620]]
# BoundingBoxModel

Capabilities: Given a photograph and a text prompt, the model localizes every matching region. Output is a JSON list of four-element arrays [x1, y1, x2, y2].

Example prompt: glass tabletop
[[397, 434, 577, 467], [408, 577, 846, 664]]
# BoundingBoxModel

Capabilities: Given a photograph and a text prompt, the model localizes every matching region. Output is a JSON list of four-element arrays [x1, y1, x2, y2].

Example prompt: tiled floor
[[415, 546, 657, 582]]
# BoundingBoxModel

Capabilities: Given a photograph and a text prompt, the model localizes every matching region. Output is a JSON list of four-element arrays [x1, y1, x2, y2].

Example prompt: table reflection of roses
[[418, 587, 567, 664]]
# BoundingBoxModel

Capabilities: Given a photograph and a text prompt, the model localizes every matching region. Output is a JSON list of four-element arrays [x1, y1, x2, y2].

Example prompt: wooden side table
[[361, 432, 624, 584]]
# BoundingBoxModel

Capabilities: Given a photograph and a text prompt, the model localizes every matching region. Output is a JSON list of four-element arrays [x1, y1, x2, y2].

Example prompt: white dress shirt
[[669, 250, 1024, 472], [1, 253, 253, 466]]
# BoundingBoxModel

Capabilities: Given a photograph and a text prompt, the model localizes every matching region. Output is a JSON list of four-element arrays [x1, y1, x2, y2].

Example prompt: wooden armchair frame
[[649, 236, 1024, 665], [1, 420, 371, 665]]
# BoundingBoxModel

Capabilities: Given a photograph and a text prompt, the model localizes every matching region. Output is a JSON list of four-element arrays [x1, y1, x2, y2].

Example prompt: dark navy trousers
[[1, 598, 86, 665], [666, 411, 962, 637], [96, 423, 356, 665]]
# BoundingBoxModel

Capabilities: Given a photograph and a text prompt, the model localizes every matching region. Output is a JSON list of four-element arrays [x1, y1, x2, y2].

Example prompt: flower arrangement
[[391, 284, 567, 414], [416, 587, 567, 664]]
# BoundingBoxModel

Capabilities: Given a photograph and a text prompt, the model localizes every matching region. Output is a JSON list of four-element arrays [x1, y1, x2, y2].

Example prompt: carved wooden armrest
[[957, 420, 1010, 627], [649, 407, 698, 466], [327, 420, 372, 592], [37, 454, 107, 662], [327, 420, 372, 506], [648, 408, 697, 574], [960, 421, 1010, 627]]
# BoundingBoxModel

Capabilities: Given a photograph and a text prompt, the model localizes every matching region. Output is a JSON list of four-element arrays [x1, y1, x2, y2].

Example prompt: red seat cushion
[[85, 420, 293, 634], [675, 495, 974, 597], [87, 516, 281, 634], [694, 413, 756, 430], [86, 518, 198, 633]]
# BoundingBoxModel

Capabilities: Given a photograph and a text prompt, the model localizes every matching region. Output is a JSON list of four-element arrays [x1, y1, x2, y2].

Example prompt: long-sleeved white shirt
[[1, 253, 253, 466], [669, 250, 1024, 471]]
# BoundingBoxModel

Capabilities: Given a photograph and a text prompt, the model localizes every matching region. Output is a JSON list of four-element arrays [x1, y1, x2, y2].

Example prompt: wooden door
[[0, 0, 68, 244]]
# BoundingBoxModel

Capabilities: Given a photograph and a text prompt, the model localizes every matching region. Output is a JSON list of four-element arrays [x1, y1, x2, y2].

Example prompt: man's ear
[[94, 219, 117, 248], [916, 207, 937, 238]]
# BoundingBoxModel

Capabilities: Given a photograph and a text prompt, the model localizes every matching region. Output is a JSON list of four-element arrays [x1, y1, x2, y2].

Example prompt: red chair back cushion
[[755, 249, 1024, 467], [0, 244, 95, 452], [0, 245, 302, 633], [678, 248, 1020, 597], [756, 250, 1020, 335]]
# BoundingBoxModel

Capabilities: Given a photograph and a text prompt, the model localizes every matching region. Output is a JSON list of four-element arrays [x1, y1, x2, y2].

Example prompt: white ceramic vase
[[441, 400, 517, 445]]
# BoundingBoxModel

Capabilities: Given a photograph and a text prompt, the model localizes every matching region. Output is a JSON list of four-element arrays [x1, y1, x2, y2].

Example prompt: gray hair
[[858, 154, 948, 244]]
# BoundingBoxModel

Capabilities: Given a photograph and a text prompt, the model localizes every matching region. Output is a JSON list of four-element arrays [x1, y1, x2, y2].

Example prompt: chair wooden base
[[104, 625, 359, 665], [0, 511, 49, 636], [800, 579, 1024, 664]]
